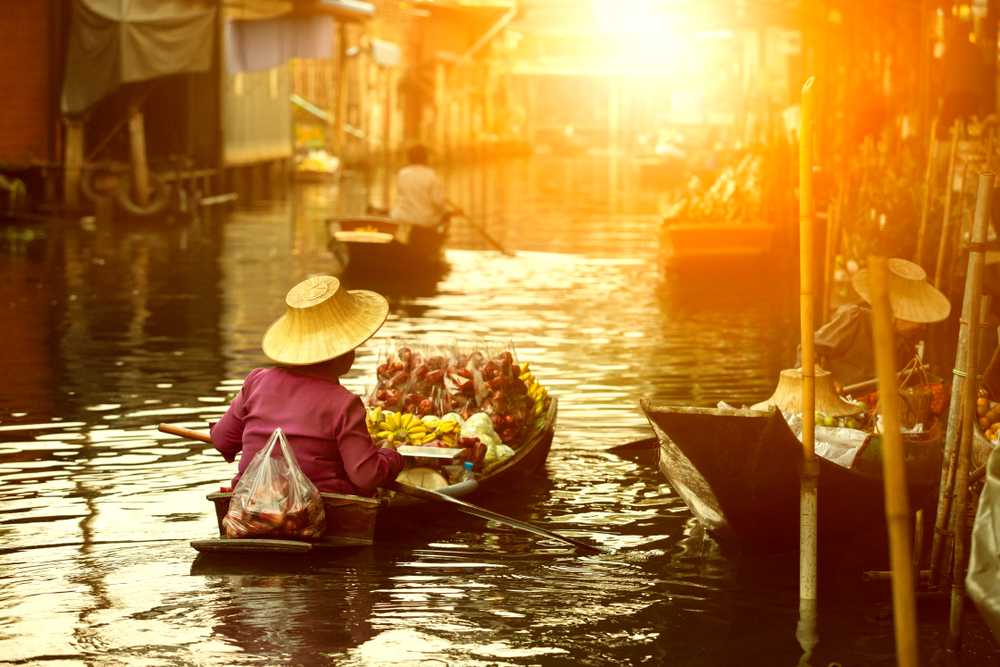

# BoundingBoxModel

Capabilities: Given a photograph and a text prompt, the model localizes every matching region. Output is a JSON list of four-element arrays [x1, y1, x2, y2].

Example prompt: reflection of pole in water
[[70, 472, 113, 649]]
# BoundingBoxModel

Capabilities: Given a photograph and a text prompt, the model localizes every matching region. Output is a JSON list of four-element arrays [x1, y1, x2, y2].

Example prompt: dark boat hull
[[641, 401, 941, 552], [327, 216, 448, 275]]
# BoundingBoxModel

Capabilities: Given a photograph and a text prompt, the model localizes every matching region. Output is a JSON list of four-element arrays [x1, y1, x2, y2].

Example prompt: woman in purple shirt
[[210, 275, 404, 496]]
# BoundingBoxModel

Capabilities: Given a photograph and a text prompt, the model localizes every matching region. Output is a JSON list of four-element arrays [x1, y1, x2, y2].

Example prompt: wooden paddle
[[157, 423, 606, 555], [451, 211, 515, 256], [385, 481, 605, 554]]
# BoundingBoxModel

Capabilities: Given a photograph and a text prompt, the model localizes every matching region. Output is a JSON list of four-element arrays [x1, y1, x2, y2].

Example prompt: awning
[[226, 16, 335, 73], [310, 0, 374, 20], [61, 0, 217, 115], [225, 0, 374, 22]]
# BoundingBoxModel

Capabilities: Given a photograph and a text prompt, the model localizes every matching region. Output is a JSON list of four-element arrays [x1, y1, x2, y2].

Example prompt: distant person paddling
[[391, 144, 461, 230], [210, 275, 404, 496]]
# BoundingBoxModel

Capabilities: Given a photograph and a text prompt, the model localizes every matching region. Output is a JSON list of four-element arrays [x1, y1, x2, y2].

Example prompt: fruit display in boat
[[367, 344, 551, 446]]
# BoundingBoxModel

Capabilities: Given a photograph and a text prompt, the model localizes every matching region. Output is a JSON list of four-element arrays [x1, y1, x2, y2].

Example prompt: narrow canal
[[1, 156, 996, 665]]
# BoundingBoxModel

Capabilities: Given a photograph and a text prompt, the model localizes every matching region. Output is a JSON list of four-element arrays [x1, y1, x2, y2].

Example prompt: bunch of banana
[[366, 406, 384, 436], [519, 363, 549, 417], [372, 411, 431, 445], [428, 415, 459, 446], [367, 408, 465, 445]]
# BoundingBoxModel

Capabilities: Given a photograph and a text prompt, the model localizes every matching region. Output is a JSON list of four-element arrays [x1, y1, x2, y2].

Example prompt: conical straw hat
[[751, 367, 864, 417], [851, 258, 951, 323], [262, 275, 389, 365]]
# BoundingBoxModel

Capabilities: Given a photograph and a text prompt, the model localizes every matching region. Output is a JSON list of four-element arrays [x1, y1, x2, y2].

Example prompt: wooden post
[[821, 198, 837, 320], [335, 22, 348, 156], [934, 123, 960, 288], [947, 172, 993, 651], [915, 118, 938, 266], [63, 118, 84, 210], [798, 76, 819, 607], [127, 105, 151, 207], [382, 67, 393, 210], [869, 256, 920, 667]]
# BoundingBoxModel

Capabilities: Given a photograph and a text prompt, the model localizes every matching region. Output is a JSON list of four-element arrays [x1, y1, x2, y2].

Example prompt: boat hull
[[642, 401, 941, 552], [327, 216, 448, 275], [196, 399, 557, 554], [659, 221, 775, 268]]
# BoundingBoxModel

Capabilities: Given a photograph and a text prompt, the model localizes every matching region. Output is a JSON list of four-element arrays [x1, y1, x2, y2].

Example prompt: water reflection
[[0, 155, 997, 665]]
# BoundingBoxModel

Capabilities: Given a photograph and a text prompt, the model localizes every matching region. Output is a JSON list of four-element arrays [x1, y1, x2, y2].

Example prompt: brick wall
[[0, 3, 53, 165]]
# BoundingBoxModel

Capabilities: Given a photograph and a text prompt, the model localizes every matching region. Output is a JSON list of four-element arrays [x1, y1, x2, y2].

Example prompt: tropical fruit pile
[[368, 344, 550, 445], [365, 343, 553, 482]]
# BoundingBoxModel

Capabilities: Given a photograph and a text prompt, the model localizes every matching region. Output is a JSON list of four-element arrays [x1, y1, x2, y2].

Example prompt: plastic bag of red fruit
[[221, 427, 326, 540]]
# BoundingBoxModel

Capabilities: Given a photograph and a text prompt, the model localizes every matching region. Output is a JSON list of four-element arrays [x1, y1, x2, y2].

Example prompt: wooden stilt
[[869, 256, 920, 667], [127, 105, 151, 207], [63, 119, 85, 210]]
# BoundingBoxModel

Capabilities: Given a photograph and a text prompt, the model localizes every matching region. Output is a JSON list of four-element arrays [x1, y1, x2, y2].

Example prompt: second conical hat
[[751, 367, 865, 417]]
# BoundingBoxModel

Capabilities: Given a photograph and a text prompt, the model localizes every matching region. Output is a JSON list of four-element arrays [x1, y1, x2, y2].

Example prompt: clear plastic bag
[[221, 428, 327, 540]]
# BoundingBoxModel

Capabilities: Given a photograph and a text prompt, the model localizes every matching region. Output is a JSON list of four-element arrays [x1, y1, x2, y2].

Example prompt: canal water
[[0, 156, 997, 666]]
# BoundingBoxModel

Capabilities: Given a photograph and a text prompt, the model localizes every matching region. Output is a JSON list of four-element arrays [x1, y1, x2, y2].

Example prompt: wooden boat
[[192, 399, 557, 555], [327, 215, 448, 275], [640, 401, 942, 552], [659, 220, 775, 269]]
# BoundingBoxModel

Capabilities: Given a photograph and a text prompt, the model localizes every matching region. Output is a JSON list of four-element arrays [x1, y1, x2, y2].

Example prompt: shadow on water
[[0, 155, 997, 665]]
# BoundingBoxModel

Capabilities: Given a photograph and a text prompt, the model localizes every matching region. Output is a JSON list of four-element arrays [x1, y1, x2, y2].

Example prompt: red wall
[[0, 3, 53, 164]]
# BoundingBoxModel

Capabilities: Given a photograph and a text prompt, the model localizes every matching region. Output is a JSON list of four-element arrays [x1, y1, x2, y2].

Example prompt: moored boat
[[659, 221, 776, 269], [191, 399, 557, 555], [327, 215, 448, 275], [640, 401, 942, 552]]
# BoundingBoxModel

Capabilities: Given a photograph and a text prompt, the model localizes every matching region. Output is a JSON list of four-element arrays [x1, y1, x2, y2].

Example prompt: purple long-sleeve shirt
[[210, 367, 404, 495]]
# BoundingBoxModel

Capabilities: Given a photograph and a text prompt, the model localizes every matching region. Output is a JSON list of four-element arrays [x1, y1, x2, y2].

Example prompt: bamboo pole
[[869, 256, 920, 667], [947, 172, 993, 651], [915, 118, 938, 266], [934, 122, 961, 289], [821, 196, 838, 321], [798, 77, 819, 608], [930, 167, 991, 584], [913, 508, 925, 571]]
